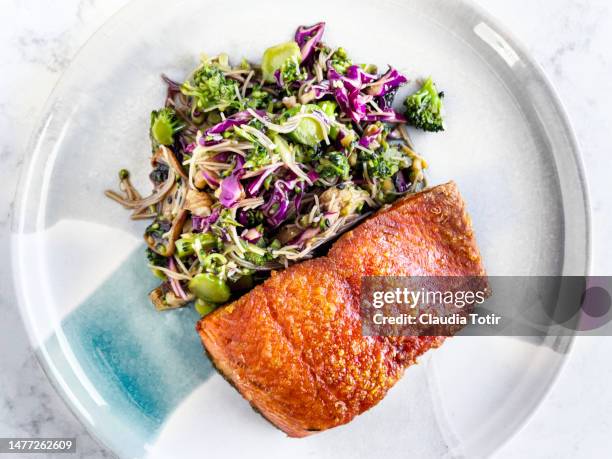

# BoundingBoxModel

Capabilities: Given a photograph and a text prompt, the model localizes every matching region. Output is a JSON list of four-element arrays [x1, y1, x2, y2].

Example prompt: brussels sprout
[[261, 41, 301, 82], [284, 104, 329, 146]]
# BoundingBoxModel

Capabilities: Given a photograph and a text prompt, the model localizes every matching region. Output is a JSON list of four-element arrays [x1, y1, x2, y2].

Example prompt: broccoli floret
[[359, 147, 407, 179], [244, 143, 271, 169], [294, 143, 322, 164], [369, 156, 397, 178], [181, 63, 239, 112], [280, 56, 307, 88], [244, 84, 271, 110], [243, 251, 267, 266], [330, 47, 353, 74], [150, 107, 184, 146], [404, 77, 445, 132], [146, 247, 166, 266], [316, 152, 350, 180], [145, 219, 171, 239], [218, 208, 242, 227], [243, 236, 281, 266]]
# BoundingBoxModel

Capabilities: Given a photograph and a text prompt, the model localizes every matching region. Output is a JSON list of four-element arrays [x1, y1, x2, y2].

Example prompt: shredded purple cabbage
[[192, 209, 220, 233], [358, 125, 383, 148], [161, 73, 182, 101], [219, 174, 243, 208], [261, 182, 290, 228], [393, 170, 410, 193], [198, 138, 224, 147], [204, 110, 259, 136], [328, 66, 376, 122], [345, 65, 378, 86], [311, 80, 332, 99], [260, 171, 319, 228], [365, 67, 408, 97], [200, 169, 220, 188], [236, 209, 249, 226], [293, 227, 320, 247], [273, 69, 283, 88], [326, 64, 408, 123], [218, 156, 246, 208], [306, 170, 319, 183], [212, 152, 230, 162], [364, 109, 407, 123], [246, 164, 282, 196], [295, 22, 326, 62], [242, 227, 262, 243]]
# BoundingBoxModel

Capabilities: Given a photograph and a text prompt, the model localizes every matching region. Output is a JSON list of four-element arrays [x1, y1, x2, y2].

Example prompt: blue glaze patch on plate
[[40, 246, 212, 457]]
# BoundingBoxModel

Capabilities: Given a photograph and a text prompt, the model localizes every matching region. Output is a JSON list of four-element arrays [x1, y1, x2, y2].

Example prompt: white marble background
[[1, 0, 611, 458]]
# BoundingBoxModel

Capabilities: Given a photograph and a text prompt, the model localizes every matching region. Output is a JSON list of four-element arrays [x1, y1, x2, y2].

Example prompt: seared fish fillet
[[196, 182, 486, 437]]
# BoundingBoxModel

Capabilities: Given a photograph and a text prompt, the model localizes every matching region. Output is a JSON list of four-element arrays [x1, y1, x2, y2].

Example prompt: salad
[[106, 22, 445, 315]]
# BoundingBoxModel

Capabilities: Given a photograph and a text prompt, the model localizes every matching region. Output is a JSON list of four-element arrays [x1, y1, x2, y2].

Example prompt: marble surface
[[1, 0, 611, 457]]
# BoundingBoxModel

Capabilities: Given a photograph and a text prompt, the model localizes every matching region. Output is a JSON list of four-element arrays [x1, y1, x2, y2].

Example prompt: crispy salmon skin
[[196, 182, 486, 437]]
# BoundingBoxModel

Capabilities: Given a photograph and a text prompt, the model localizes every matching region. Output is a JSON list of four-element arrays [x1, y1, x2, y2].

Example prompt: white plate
[[11, 0, 590, 457]]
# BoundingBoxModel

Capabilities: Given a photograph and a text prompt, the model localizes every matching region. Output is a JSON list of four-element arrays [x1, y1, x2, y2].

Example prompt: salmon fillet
[[196, 181, 486, 437]]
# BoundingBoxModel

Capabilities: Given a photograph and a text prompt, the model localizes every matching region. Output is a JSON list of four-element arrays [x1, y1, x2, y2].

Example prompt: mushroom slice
[[149, 283, 190, 310], [184, 189, 213, 216]]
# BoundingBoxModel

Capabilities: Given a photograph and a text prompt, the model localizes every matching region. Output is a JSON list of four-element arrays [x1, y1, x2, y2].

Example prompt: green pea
[[118, 169, 130, 180], [335, 47, 348, 59], [195, 298, 218, 316], [189, 273, 231, 303]]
